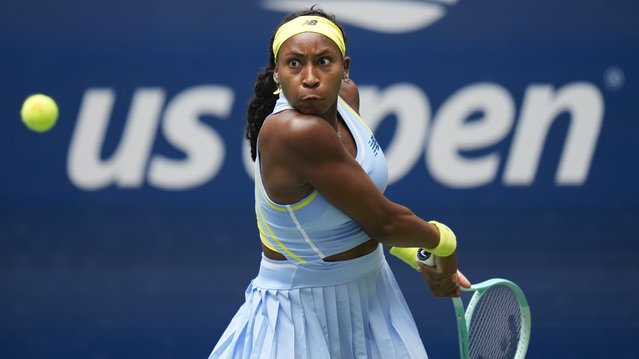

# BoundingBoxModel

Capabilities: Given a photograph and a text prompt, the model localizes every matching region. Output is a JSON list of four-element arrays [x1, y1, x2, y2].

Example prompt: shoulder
[[261, 110, 336, 144], [260, 111, 344, 164], [339, 78, 360, 114]]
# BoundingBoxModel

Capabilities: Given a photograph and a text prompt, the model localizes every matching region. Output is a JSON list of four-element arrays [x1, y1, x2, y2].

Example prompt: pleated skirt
[[209, 245, 428, 359]]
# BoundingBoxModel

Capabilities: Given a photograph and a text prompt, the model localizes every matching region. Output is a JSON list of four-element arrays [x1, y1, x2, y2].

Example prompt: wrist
[[425, 220, 457, 257]]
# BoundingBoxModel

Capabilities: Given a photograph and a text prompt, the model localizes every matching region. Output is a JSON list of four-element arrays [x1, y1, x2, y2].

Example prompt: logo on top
[[261, 0, 458, 33]]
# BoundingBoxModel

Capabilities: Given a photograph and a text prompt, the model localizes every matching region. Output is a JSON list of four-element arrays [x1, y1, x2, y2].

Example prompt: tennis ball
[[21, 94, 59, 132]]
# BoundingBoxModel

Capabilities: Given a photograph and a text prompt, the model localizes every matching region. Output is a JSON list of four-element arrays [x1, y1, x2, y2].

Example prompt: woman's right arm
[[259, 111, 441, 250], [260, 110, 470, 296]]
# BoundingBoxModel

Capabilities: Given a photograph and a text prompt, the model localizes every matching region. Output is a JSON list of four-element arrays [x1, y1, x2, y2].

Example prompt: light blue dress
[[209, 95, 428, 358]]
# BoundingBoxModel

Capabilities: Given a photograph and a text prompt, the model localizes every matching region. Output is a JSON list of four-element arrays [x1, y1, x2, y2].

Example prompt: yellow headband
[[272, 15, 346, 64]]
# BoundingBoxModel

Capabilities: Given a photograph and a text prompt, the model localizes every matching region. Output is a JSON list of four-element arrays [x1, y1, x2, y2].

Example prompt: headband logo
[[302, 19, 318, 26]]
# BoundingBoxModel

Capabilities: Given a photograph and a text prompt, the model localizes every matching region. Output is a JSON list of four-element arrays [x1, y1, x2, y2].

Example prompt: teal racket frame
[[452, 279, 531, 359]]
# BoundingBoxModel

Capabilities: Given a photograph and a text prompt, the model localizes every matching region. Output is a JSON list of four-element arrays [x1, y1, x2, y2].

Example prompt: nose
[[302, 66, 319, 89]]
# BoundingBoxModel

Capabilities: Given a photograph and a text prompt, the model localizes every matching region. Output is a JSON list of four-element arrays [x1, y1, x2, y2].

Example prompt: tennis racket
[[418, 250, 531, 359]]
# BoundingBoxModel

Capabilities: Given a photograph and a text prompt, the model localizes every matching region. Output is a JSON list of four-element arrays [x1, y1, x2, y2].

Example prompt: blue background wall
[[1, 0, 638, 357]]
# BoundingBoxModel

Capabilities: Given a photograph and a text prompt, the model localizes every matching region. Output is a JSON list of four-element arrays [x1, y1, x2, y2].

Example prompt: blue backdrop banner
[[1, 0, 638, 358]]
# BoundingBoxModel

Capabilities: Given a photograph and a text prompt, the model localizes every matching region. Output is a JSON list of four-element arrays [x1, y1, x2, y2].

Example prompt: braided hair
[[245, 7, 348, 161]]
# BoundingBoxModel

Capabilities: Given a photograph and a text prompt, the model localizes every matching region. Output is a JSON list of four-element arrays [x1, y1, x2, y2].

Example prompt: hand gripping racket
[[418, 250, 531, 359]]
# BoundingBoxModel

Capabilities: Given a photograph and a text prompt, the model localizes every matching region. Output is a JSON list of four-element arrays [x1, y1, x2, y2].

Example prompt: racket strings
[[467, 285, 522, 359]]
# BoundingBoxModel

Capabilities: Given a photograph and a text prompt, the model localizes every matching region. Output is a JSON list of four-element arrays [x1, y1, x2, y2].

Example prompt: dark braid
[[245, 6, 348, 161]]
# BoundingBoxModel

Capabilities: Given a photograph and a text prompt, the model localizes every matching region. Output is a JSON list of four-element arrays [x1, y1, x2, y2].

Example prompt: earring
[[342, 75, 351, 84], [273, 82, 282, 95]]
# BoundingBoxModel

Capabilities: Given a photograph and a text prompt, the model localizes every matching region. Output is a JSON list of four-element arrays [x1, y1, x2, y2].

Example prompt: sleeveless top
[[254, 94, 388, 264]]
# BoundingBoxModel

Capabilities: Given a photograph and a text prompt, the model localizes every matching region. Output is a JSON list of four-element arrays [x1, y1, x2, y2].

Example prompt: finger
[[422, 276, 451, 296], [434, 252, 458, 274], [456, 270, 472, 288], [437, 278, 460, 297], [417, 262, 438, 274], [438, 284, 461, 298], [446, 278, 463, 297]]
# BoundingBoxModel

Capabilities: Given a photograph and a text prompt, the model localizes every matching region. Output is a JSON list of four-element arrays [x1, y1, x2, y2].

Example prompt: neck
[[321, 98, 340, 132]]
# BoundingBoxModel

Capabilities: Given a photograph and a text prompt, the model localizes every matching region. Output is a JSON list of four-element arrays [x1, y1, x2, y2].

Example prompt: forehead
[[278, 32, 341, 56]]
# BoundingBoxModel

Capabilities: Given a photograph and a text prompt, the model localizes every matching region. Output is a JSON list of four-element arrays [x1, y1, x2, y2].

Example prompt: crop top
[[254, 94, 388, 264]]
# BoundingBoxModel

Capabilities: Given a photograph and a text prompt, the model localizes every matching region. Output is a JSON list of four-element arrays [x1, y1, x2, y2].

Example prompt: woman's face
[[274, 32, 350, 117]]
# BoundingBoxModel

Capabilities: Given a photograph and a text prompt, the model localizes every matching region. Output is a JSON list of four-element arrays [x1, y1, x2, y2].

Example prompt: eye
[[288, 59, 301, 68], [318, 58, 331, 66]]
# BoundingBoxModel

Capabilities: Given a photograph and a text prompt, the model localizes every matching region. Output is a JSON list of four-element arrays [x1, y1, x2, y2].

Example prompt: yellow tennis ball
[[21, 94, 59, 132]]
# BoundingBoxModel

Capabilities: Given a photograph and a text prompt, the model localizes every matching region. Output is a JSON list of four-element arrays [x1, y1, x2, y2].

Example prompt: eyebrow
[[283, 49, 334, 58]]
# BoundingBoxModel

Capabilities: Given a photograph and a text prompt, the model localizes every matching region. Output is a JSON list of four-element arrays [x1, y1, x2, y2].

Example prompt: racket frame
[[416, 252, 530, 358], [456, 279, 531, 359]]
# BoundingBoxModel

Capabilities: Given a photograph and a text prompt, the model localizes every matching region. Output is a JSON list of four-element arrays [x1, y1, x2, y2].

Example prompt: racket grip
[[416, 248, 435, 266]]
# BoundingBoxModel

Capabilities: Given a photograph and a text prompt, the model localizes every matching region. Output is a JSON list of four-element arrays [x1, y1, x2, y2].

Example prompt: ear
[[342, 56, 351, 79], [273, 67, 279, 84]]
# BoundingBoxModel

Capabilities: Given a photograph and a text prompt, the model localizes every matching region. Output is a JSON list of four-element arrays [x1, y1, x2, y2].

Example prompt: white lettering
[[428, 83, 515, 188], [70, 82, 604, 192], [148, 86, 233, 190], [67, 88, 164, 190], [504, 83, 604, 185], [243, 137, 255, 180], [360, 83, 430, 184]]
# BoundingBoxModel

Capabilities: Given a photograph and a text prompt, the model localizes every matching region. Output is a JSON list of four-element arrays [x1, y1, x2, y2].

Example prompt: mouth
[[300, 95, 322, 101]]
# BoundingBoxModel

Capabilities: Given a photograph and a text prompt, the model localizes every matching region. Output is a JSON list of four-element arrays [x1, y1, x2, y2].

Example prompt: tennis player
[[209, 7, 470, 358]]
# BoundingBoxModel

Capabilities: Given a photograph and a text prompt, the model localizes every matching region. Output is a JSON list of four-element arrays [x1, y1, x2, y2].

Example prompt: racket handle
[[416, 248, 435, 266]]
